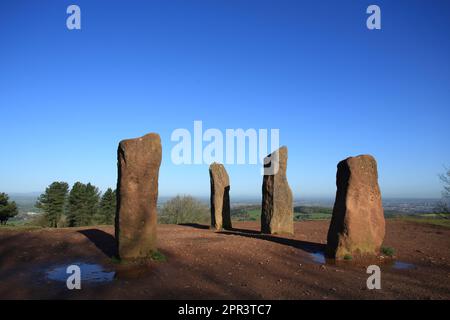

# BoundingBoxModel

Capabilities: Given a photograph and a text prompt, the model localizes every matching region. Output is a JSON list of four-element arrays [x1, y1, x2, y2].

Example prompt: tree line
[[1, 168, 449, 227], [0, 193, 18, 224], [36, 182, 116, 227]]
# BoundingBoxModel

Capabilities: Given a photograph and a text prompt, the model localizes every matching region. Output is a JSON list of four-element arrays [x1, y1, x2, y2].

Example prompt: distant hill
[[9, 194, 40, 214]]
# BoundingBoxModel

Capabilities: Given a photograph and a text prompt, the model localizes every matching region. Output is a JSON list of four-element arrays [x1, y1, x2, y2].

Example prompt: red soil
[[0, 220, 449, 299]]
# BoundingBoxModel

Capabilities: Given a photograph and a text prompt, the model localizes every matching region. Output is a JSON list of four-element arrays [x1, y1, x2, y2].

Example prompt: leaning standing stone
[[326, 154, 385, 259], [115, 133, 162, 260], [209, 163, 232, 230], [261, 146, 294, 235]]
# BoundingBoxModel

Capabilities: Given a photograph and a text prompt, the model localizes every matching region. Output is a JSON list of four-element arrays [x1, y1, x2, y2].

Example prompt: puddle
[[310, 252, 326, 264], [309, 251, 336, 265], [392, 261, 416, 270], [46, 262, 115, 284], [308, 252, 416, 270]]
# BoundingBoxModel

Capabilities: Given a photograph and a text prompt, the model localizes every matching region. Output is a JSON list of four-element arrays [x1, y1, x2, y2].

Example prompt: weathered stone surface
[[115, 133, 162, 260], [209, 163, 232, 230], [261, 146, 293, 235], [326, 154, 385, 259]]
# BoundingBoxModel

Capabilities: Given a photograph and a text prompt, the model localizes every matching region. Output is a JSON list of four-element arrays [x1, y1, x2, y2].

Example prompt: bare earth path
[[0, 220, 449, 299]]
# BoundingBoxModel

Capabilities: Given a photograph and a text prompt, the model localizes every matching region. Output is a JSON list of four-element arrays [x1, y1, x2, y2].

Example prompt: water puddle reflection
[[308, 251, 417, 270], [392, 261, 416, 270], [46, 262, 115, 284], [309, 251, 335, 265]]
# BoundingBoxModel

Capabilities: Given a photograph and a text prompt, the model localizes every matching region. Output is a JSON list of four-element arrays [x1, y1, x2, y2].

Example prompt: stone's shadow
[[170, 223, 325, 254], [78, 229, 117, 259], [222, 186, 232, 229], [218, 230, 325, 254], [178, 223, 210, 230], [228, 227, 262, 235]]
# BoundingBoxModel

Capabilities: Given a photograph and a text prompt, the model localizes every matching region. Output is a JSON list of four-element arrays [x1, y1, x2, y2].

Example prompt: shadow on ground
[[178, 223, 210, 230], [218, 229, 325, 253], [78, 229, 117, 258], [178, 223, 325, 254]]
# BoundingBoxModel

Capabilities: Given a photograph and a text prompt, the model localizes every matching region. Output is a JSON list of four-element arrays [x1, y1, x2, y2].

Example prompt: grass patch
[[294, 213, 332, 221], [343, 254, 353, 261], [396, 216, 450, 228], [151, 251, 167, 262], [110, 256, 121, 264], [231, 205, 334, 222], [110, 251, 167, 264], [381, 246, 395, 257], [294, 206, 332, 221], [0, 225, 42, 231], [245, 209, 260, 220], [231, 206, 260, 221], [294, 206, 332, 215]]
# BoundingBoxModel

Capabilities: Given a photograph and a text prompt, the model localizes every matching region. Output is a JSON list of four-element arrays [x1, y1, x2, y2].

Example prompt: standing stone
[[326, 154, 385, 259], [209, 163, 232, 230], [261, 146, 294, 235], [115, 133, 162, 260]]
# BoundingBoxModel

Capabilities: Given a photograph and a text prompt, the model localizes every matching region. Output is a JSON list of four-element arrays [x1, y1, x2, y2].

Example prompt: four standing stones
[[113, 130, 385, 262], [261, 146, 294, 235], [326, 155, 385, 259], [115, 133, 162, 260], [209, 162, 232, 230]]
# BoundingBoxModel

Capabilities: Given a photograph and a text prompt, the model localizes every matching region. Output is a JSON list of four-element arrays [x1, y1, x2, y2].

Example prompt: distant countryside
[[3, 191, 449, 230]]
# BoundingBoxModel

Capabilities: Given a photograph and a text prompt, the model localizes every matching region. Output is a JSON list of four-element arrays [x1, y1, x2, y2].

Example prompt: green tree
[[67, 182, 86, 227], [67, 182, 100, 227], [84, 183, 100, 225], [436, 168, 450, 214], [36, 182, 69, 227], [97, 188, 116, 225], [0, 193, 19, 225], [159, 195, 209, 224]]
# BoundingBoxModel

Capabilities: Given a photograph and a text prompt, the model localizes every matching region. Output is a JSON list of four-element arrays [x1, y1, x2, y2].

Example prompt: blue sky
[[1, 0, 449, 199]]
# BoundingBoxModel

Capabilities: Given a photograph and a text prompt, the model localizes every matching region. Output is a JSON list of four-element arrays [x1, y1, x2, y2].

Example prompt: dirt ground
[[0, 220, 449, 300]]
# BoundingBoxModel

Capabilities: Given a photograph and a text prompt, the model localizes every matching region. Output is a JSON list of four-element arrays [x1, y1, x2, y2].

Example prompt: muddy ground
[[0, 220, 449, 299]]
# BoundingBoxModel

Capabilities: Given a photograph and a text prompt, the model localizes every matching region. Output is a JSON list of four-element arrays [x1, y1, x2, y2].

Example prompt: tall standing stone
[[261, 146, 294, 235], [326, 154, 385, 259], [115, 133, 162, 260], [209, 163, 232, 230]]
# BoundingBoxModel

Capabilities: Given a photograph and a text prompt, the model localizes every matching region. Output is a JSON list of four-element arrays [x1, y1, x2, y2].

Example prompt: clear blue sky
[[1, 0, 449, 199]]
